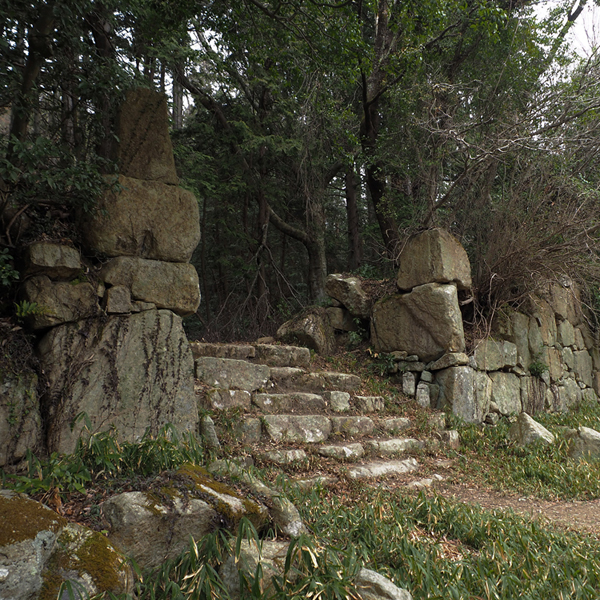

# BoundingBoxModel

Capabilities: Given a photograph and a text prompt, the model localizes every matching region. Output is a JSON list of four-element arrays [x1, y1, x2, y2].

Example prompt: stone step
[[253, 344, 311, 368], [318, 442, 365, 460], [268, 369, 360, 393], [346, 458, 419, 479], [330, 416, 375, 437], [195, 357, 270, 392], [252, 393, 326, 414], [191, 342, 255, 361], [190, 342, 310, 368], [354, 396, 385, 412], [365, 438, 424, 455], [262, 415, 332, 443]]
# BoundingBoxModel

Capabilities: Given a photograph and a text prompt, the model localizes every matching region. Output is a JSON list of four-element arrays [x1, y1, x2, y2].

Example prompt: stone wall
[[2, 88, 201, 461], [326, 229, 599, 424]]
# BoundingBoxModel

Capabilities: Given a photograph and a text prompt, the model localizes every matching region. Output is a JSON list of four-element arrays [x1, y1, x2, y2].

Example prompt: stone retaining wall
[[324, 229, 599, 423]]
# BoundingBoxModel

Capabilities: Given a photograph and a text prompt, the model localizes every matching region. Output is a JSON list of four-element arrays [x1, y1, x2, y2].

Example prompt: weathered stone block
[[541, 346, 564, 382], [0, 372, 41, 467], [573, 350, 593, 388], [330, 416, 375, 437], [325, 274, 371, 318], [39, 309, 198, 454], [252, 392, 326, 413], [195, 357, 269, 391], [21, 275, 100, 329], [23, 242, 81, 280], [473, 339, 517, 371], [104, 284, 132, 314], [276, 307, 335, 355], [436, 366, 485, 423], [508, 412, 554, 446], [100, 256, 200, 316], [318, 443, 364, 460], [253, 343, 311, 367], [557, 319, 575, 347], [323, 391, 351, 412], [396, 229, 471, 292], [547, 279, 581, 325], [262, 415, 331, 443], [190, 343, 255, 360], [489, 372, 521, 415], [113, 88, 178, 184], [371, 283, 465, 362], [205, 389, 251, 411], [402, 371, 416, 397], [567, 426, 600, 460], [520, 376, 546, 415], [82, 175, 200, 263], [355, 396, 385, 412]]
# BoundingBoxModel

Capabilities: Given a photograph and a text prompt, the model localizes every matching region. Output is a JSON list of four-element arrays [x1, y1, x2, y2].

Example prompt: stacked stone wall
[[2, 88, 201, 460], [327, 229, 599, 423]]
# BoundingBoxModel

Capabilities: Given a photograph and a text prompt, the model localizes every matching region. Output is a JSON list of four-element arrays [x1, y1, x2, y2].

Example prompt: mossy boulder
[[0, 491, 129, 600], [102, 465, 269, 571]]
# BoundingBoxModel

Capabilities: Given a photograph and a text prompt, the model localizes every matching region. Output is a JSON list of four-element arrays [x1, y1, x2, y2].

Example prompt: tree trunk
[[345, 167, 362, 270], [7, 3, 55, 162], [360, 0, 400, 259]]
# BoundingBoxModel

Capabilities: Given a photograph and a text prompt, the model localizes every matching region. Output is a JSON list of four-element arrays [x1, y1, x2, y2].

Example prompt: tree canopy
[[2, 0, 600, 339]]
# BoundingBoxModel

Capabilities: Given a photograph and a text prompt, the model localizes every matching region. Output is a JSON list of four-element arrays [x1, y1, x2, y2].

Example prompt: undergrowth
[[1, 424, 204, 499], [456, 399, 600, 501]]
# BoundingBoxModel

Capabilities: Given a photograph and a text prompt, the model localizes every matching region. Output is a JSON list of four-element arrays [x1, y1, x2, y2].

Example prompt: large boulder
[[508, 412, 554, 446], [0, 491, 131, 600], [396, 229, 471, 292], [38, 309, 198, 454], [82, 175, 200, 263], [20, 275, 100, 329], [567, 426, 600, 460], [100, 256, 200, 316], [23, 242, 82, 280], [371, 284, 465, 362], [112, 88, 178, 184], [435, 366, 488, 423], [41, 522, 133, 598], [0, 372, 41, 466], [276, 307, 335, 355], [103, 491, 217, 571], [356, 568, 413, 600], [0, 490, 66, 600], [325, 274, 371, 318], [103, 465, 269, 571], [489, 372, 522, 415]]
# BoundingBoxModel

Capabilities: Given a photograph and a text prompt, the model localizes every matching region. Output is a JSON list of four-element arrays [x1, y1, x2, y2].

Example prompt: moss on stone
[[0, 493, 66, 546], [39, 524, 129, 600]]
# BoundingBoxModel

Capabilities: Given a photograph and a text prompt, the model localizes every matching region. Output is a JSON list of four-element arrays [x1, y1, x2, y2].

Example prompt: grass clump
[[284, 483, 600, 600], [455, 399, 600, 500], [1, 424, 204, 499]]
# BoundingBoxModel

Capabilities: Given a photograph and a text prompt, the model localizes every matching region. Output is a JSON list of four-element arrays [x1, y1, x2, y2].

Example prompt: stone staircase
[[192, 342, 459, 484]]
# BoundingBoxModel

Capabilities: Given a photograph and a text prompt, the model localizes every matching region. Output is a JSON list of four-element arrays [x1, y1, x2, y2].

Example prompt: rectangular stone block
[[371, 283, 465, 363], [195, 357, 269, 392]]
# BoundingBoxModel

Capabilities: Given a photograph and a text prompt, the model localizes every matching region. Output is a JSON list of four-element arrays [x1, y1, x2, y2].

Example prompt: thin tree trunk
[[7, 3, 56, 162], [345, 167, 362, 270]]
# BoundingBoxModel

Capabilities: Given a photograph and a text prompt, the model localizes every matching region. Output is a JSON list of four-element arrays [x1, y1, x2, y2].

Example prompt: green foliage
[[0, 249, 18, 286], [458, 400, 600, 500], [1, 424, 204, 498], [529, 359, 549, 378], [14, 300, 45, 319], [1, 137, 112, 214], [286, 484, 600, 600]]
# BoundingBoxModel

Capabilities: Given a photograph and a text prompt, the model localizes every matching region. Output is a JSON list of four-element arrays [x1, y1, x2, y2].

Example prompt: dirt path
[[434, 482, 600, 535]]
